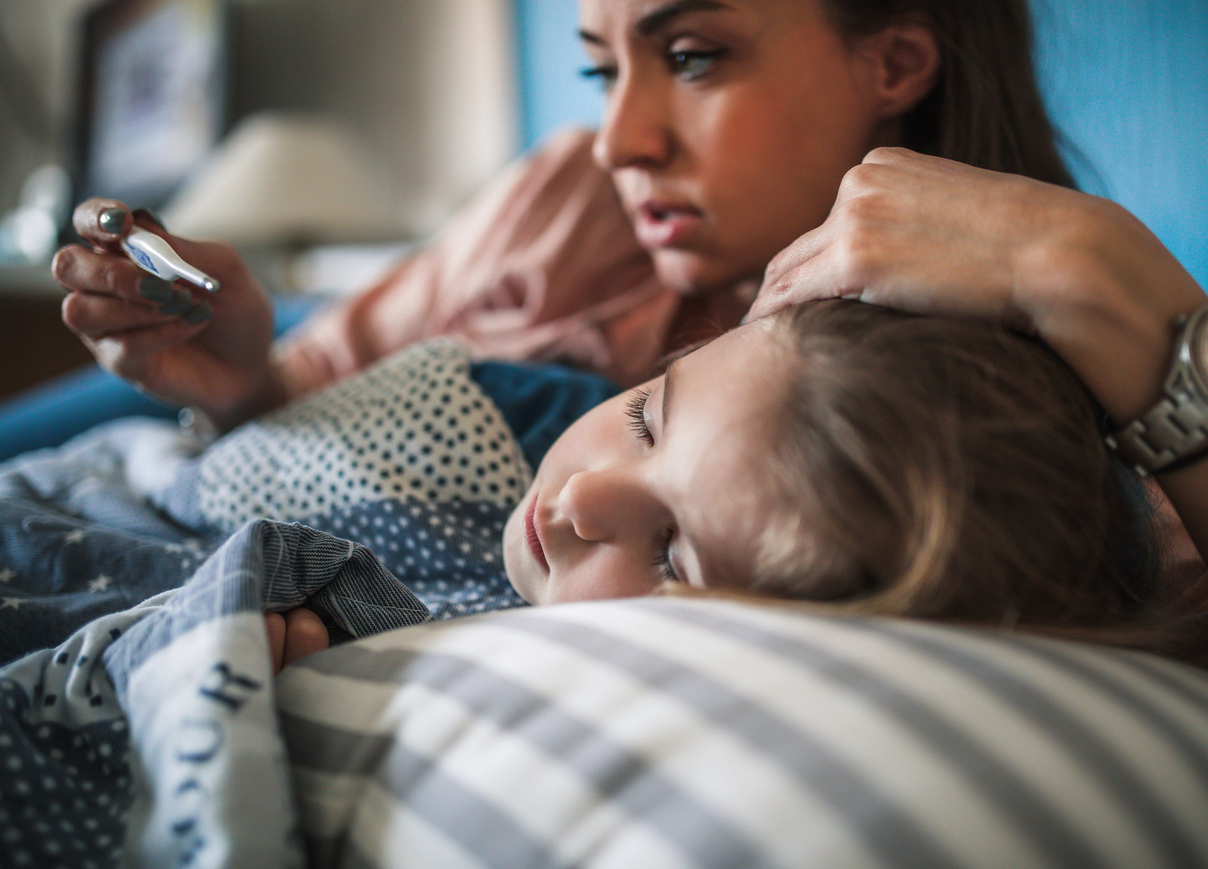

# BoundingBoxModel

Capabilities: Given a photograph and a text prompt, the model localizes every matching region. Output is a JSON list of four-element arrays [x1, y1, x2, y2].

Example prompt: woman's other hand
[[750, 147, 1207, 425], [54, 199, 285, 431]]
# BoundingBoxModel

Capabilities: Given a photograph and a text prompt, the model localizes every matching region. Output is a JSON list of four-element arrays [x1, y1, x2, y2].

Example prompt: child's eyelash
[[624, 390, 676, 581], [654, 528, 679, 581], [626, 387, 655, 446]]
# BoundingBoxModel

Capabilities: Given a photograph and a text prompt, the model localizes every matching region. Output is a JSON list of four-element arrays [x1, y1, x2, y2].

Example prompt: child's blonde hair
[[725, 301, 1205, 665]]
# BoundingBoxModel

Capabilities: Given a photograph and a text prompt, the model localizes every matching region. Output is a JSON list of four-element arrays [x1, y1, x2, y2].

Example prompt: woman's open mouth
[[633, 201, 704, 249]]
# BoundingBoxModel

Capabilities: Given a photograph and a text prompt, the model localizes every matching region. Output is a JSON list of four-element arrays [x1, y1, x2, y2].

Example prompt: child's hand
[[265, 607, 330, 674]]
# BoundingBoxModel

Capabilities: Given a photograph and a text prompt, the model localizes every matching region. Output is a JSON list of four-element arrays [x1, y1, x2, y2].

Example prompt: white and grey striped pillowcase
[[276, 597, 1208, 869]]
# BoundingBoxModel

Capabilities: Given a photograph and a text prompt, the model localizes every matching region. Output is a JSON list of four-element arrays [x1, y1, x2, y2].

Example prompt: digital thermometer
[[121, 228, 220, 293]]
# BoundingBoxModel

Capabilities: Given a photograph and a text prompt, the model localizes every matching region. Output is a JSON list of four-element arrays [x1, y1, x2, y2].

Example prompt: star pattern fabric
[[0, 505, 213, 665]]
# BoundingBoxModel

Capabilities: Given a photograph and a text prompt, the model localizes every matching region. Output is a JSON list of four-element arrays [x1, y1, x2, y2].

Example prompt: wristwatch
[[1106, 304, 1208, 476]]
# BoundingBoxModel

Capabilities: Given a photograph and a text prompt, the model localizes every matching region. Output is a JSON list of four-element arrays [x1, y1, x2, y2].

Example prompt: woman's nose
[[558, 468, 653, 542], [592, 72, 673, 171]]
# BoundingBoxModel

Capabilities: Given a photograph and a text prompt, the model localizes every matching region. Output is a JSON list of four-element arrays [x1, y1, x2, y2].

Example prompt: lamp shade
[[161, 112, 399, 247]]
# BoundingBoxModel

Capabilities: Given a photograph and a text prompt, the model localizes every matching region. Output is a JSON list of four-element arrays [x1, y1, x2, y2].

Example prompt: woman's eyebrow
[[579, 0, 729, 45], [636, 0, 729, 36], [578, 28, 605, 47]]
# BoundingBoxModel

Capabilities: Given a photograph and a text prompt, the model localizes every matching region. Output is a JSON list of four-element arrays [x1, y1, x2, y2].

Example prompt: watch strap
[[1106, 305, 1208, 476]]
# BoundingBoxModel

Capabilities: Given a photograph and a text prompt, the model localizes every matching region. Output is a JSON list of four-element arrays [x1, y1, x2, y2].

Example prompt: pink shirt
[[277, 128, 753, 396]]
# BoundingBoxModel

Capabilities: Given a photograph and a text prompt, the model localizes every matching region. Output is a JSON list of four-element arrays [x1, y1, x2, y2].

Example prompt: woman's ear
[[856, 21, 941, 118]]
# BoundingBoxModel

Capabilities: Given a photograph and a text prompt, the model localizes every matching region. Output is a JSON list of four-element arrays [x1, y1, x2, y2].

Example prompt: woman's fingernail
[[133, 207, 167, 231], [159, 288, 194, 315], [137, 275, 174, 302], [183, 302, 212, 324], [99, 207, 128, 234]]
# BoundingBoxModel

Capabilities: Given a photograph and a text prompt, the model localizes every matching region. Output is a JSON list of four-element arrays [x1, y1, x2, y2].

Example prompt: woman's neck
[[665, 278, 761, 354]]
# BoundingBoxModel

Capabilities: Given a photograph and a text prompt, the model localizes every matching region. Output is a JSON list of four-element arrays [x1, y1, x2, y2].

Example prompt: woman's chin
[[651, 249, 752, 296]]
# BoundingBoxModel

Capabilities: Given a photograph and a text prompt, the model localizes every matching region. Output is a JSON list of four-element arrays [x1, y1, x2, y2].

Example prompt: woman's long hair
[[826, 0, 1076, 187]]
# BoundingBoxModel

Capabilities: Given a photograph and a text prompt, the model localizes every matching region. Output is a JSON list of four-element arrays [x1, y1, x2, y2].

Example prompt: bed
[[2, 336, 1207, 869], [6, 575, 1208, 869]]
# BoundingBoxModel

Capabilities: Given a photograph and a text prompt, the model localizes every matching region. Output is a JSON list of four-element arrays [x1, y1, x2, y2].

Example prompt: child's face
[[504, 317, 792, 604]]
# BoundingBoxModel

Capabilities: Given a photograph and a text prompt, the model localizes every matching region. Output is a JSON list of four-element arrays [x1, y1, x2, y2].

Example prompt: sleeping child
[[267, 300, 1206, 672], [2, 303, 1201, 869], [0, 296, 1197, 669]]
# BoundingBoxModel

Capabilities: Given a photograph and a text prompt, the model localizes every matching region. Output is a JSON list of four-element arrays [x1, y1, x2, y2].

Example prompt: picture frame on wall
[[74, 0, 230, 210]]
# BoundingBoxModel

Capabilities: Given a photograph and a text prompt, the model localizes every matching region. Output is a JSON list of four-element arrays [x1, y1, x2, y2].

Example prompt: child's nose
[[558, 468, 653, 542]]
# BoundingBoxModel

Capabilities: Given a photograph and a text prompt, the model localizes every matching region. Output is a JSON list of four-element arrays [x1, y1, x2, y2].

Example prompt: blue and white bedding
[[1, 516, 427, 867], [3, 340, 1208, 869], [279, 597, 1208, 869], [0, 341, 537, 866]]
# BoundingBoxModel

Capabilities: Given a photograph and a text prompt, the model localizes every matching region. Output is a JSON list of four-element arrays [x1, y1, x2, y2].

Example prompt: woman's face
[[580, 0, 894, 293], [503, 316, 793, 605]]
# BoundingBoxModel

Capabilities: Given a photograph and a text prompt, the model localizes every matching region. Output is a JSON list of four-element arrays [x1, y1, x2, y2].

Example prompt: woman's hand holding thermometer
[[55, 198, 283, 433], [120, 227, 221, 293]]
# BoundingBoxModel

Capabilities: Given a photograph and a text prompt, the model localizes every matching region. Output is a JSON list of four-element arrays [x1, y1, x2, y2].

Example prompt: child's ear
[[855, 20, 942, 119]]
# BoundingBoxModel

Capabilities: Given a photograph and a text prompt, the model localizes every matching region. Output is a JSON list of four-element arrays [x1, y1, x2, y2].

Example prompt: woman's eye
[[668, 49, 724, 81], [625, 387, 655, 447], [580, 64, 618, 90], [654, 528, 680, 582]]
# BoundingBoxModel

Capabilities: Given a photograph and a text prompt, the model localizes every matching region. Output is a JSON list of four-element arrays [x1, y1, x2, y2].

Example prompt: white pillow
[[276, 597, 1208, 869]]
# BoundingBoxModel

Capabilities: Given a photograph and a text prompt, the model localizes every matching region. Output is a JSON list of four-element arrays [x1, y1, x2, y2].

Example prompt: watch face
[[1187, 309, 1208, 392]]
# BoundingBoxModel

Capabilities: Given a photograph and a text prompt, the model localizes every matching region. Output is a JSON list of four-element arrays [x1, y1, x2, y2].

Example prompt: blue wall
[[510, 0, 1207, 288], [1030, 0, 1207, 288], [512, 0, 601, 147]]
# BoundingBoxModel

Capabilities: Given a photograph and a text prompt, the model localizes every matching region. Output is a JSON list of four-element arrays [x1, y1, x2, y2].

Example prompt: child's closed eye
[[654, 527, 681, 581], [626, 386, 655, 446]]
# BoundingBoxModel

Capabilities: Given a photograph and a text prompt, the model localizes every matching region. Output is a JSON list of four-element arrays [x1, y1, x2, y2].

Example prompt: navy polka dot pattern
[[0, 667, 131, 867], [317, 497, 525, 621], [198, 340, 531, 532], [196, 340, 533, 622]]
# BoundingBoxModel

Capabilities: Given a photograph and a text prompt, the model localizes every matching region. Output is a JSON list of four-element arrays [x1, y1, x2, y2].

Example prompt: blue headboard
[[510, 0, 1208, 288]]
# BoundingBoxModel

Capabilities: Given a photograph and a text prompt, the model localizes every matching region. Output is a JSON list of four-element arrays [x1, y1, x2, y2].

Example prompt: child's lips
[[525, 495, 549, 573]]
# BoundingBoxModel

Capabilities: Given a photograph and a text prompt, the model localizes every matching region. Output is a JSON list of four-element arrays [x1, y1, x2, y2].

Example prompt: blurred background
[[0, 0, 1205, 400]]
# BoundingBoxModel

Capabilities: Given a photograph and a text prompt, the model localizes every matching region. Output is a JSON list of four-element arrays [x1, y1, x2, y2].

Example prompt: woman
[[53, 0, 1070, 430], [50, 0, 1207, 583]]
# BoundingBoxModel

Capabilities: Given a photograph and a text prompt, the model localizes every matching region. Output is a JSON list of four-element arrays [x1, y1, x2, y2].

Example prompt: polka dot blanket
[[187, 338, 534, 625], [198, 339, 530, 532]]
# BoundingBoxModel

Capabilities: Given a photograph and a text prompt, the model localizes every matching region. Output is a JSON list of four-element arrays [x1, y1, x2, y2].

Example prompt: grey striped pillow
[[276, 597, 1208, 869]]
